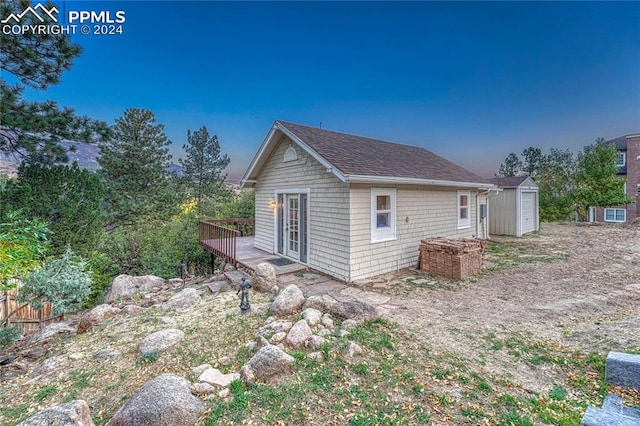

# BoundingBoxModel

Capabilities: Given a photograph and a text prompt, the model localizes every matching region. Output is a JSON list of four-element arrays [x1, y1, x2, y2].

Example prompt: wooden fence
[[1, 288, 62, 334]]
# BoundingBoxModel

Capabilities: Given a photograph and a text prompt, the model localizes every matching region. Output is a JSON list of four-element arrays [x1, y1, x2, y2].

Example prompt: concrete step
[[603, 395, 640, 420], [581, 406, 640, 426], [224, 270, 251, 286]]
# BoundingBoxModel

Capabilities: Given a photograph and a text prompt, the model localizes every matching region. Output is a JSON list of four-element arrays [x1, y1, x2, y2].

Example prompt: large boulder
[[104, 275, 166, 303], [29, 321, 76, 344], [198, 368, 240, 387], [107, 374, 204, 426], [161, 288, 200, 311], [285, 319, 313, 348], [253, 263, 277, 293], [270, 284, 305, 316], [18, 400, 94, 426], [77, 304, 121, 334], [246, 345, 295, 379], [138, 329, 185, 355], [304, 295, 379, 324]]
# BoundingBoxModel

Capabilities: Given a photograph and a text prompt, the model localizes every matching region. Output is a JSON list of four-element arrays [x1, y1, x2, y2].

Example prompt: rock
[[18, 400, 94, 426], [206, 281, 229, 294], [121, 305, 145, 315], [306, 335, 327, 350], [304, 295, 379, 324], [301, 308, 323, 326], [198, 368, 240, 387], [338, 329, 350, 337], [261, 319, 293, 334], [345, 341, 363, 358], [218, 388, 230, 398], [107, 374, 204, 426], [341, 319, 358, 330], [190, 364, 212, 378], [606, 352, 640, 391], [161, 288, 200, 311], [239, 365, 255, 384], [253, 263, 277, 292], [218, 356, 232, 366], [321, 313, 334, 330], [285, 319, 313, 348], [168, 278, 184, 287], [69, 353, 83, 360], [93, 349, 121, 362], [29, 355, 70, 383], [256, 335, 270, 349], [138, 329, 185, 355], [317, 329, 332, 337], [104, 275, 166, 303], [224, 270, 250, 286], [190, 382, 215, 396], [157, 317, 176, 326], [29, 321, 76, 344], [245, 341, 257, 352], [246, 345, 295, 379], [269, 332, 287, 344], [307, 352, 323, 361], [270, 285, 305, 316], [77, 304, 121, 334]]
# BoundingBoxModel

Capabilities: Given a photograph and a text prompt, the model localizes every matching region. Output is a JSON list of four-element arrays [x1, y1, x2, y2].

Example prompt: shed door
[[521, 192, 536, 234]]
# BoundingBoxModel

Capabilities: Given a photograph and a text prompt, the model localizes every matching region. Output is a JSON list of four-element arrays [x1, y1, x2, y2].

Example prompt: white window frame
[[371, 188, 396, 243], [604, 208, 626, 223], [457, 190, 471, 229], [637, 183, 640, 196], [615, 152, 626, 167]]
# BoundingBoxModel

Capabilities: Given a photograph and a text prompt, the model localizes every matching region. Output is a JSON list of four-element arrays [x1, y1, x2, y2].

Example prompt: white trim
[[615, 152, 626, 167], [347, 174, 496, 189], [604, 208, 626, 223], [283, 145, 298, 162], [457, 190, 471, 229], [241, 126, 278, 187], [371, 188, 396, 243], [272, 188, 311, 264]]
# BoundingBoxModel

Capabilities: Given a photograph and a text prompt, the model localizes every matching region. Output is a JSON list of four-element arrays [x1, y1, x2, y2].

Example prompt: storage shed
[[488, 176, 539, 237]]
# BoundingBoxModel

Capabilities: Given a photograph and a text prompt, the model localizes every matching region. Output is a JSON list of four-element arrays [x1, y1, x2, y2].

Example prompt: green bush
[[18, 248, 92, 316], [0, 326, 22, 348]]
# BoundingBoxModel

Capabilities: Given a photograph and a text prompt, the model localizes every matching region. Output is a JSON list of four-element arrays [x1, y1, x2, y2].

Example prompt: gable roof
[[606, 135, 628, 151], [242, 120, 494, 189], [489, 176, 537, 188]]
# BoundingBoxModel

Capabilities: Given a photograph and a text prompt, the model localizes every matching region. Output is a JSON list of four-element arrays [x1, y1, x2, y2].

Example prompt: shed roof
[[242, 121, 494, 189], [489, 176, 538, 189]]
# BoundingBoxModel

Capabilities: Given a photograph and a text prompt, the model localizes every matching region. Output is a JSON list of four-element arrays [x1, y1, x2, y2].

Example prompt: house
[[240, 120, 496, 282], [589, 134, 640, 223], [488, 176, 539, 237]]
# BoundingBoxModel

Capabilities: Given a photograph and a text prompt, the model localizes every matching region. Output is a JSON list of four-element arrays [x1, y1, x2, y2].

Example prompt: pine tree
[[0, 0, 109, 164], [98, 108, 175, 226], [179, 126, 231, 211]]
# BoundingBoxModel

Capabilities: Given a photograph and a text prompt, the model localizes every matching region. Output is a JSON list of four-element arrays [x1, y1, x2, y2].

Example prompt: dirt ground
[[374, 222, 640, 393]]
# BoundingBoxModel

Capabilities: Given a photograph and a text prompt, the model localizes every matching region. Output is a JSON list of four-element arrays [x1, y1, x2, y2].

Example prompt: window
[[457, 190, 471, 229], [604, 208, 626, 222], [615, 153, 626, 167], [371, 188, 396, 242], [637, 184, 640, 196]]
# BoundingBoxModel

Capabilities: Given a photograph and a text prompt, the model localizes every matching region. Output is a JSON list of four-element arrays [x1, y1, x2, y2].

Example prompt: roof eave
[[345, 174, 496, 189]]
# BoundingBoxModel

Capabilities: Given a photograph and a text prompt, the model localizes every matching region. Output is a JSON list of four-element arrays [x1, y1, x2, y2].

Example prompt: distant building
[[589, 134, 640, 223]]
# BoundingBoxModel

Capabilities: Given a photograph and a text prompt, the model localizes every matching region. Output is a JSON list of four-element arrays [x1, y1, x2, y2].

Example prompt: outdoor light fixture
[[269, 200, 277, 209]]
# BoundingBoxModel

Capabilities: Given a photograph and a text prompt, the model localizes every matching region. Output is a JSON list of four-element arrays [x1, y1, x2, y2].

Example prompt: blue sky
[[12, 1, 640, 182]]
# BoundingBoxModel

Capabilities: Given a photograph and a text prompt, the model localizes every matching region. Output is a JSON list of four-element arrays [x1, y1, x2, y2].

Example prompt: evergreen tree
[[179, 126, 230, 211], [0, 0, 109, 164], [496, 153, 522, 177], [98, 108, 175, 226], [0, 163, 105, 256]]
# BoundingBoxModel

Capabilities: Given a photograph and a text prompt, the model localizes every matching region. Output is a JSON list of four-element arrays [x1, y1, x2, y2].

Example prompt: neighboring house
[[590, 134, 639, 223], [488, 176, 539, 237], [241, 120, 496, 282]]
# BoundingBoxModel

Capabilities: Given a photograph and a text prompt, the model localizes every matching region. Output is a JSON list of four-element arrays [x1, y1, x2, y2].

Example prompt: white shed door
[[521, 192, 536, 234]]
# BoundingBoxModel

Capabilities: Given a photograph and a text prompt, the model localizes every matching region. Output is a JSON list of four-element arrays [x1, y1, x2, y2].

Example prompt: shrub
[[0, 326, 22, 348]]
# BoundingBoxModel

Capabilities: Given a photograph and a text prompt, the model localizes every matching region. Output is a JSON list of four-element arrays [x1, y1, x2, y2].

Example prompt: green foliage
[[573, 139, 633, 219], [0, 211, 50, 291], [179, 126, 231, 212], [0, 1, 109, 164], [215, 189, 255, 219], [85, 252, 118, 306], [497, 152, 523, 177], [17, 248, 91, 316], [0, 325, 22, 348], [138, 352, 160, 365], [99, 108, 177, 226], [0, 163, 105, 256]]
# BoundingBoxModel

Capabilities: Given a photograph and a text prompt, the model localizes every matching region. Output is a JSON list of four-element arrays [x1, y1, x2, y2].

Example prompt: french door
[[276, 192, 307, 262]]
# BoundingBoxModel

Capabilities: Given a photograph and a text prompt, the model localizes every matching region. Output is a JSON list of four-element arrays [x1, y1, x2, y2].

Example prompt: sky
[[7, 1, 640, 182]]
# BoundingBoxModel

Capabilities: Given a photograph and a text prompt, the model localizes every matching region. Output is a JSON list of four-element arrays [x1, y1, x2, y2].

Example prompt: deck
[[198, 219, 307, 276]]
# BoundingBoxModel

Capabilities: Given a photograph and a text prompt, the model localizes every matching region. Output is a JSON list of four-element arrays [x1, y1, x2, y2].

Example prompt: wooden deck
[[204, 236, 308, 276]]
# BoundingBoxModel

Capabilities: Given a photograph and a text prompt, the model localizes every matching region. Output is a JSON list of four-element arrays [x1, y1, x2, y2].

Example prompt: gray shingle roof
[[606, 135, 628, 151], [489, 176, 531, 188], [277, 121, 491, 185]]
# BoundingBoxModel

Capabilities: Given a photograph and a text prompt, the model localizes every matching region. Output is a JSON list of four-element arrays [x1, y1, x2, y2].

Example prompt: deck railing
[[198, 218, 255, 268]]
